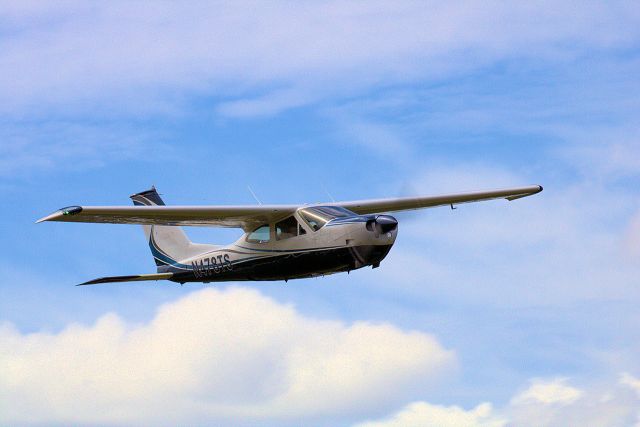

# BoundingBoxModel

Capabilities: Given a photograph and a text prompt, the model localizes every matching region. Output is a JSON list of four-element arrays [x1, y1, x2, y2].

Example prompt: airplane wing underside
[[37, 185, 542, 228]]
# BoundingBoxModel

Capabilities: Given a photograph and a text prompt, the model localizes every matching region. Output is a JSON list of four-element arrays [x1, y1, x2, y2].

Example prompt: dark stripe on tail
[[130, 186, 165, 206]]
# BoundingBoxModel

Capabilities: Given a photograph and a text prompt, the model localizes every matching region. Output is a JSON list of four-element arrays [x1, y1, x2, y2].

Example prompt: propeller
[[366, 215, 398, 237]]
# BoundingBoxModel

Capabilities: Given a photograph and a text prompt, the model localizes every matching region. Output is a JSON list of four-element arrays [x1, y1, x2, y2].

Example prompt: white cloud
[[2, 1, 638, 175], [216, 87, 315, 118], [0, 286, 455, 425], [332, 117, 413, 163], [354, 401, 506, 427], [507, 377, 640, 427], [358, 375, 640, 427], [1, 1, 638, 117], [322, 54, 640, 182], [620, 373, 640, 397], [510, 378, 583, 406]]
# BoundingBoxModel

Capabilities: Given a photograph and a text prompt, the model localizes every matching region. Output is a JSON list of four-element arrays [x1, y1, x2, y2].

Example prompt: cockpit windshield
[[312, 206, 355, 218], [298, 206, 355, 231]]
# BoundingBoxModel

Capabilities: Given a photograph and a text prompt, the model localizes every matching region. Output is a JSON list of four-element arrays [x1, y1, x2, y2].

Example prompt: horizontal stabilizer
[[77, 273, 174, 286]]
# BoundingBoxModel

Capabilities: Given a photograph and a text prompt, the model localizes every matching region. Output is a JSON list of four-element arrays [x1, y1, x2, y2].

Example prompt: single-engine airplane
[[37, 185, 542, 286]]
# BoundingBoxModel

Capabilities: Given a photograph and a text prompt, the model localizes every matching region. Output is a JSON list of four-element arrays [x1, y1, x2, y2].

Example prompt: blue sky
[[1, 2, 640, 426]]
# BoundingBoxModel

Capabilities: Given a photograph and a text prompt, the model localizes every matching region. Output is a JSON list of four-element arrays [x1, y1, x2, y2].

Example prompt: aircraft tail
[[130, 187, 215, 271]]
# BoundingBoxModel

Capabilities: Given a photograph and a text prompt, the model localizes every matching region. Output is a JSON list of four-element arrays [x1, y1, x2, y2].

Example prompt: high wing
[[36, 185, 542, 228], [332, 185, 543, 215], [36, 204, 299, 230]]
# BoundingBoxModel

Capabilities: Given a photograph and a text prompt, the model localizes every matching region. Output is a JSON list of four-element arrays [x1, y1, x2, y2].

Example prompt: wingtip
[[505, 185, 544, 201], [36, 206, 84, 223], [77, 278, 103, 286], [35, 212, 61, 224]]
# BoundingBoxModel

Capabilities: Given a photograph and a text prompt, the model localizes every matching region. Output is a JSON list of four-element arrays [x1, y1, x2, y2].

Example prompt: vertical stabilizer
[[130, 187, 215, 270]]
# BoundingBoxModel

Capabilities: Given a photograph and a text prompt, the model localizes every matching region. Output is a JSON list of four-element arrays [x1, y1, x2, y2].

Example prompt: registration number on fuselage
[[192, 254, 232, 278]]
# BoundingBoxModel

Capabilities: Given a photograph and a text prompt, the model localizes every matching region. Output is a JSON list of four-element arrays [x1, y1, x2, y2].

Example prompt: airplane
[[37, 185, 542, 286]]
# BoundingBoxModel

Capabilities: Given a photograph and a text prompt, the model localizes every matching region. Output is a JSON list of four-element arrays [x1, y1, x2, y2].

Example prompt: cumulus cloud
[[354, 401, 506, 427], [508, 376, 640, 427], [358, 375, 640, 427], [510, 378, 583, 406], [0, 287, 454, 425]]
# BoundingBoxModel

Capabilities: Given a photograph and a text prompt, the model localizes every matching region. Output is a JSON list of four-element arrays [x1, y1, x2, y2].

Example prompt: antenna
[[321, 184, 336, 202], [247, 185, 262, 205]]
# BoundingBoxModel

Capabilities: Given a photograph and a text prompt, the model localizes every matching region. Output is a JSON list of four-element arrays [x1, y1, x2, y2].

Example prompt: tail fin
[[130, 187, 215, 270]]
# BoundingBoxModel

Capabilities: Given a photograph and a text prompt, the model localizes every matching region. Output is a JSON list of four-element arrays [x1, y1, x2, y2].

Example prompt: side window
[[247, 225, 270, 243], [276, 216, 302, 240], [299, 210, 327, 232]]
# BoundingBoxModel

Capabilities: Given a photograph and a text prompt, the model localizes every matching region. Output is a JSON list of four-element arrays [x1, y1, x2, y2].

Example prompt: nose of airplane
[[366, 215, 398, 236], [375, 215, 398, 233]]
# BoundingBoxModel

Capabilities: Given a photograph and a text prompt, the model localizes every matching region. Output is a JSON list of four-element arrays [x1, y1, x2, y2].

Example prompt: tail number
[[192, 254, 232, 278]]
